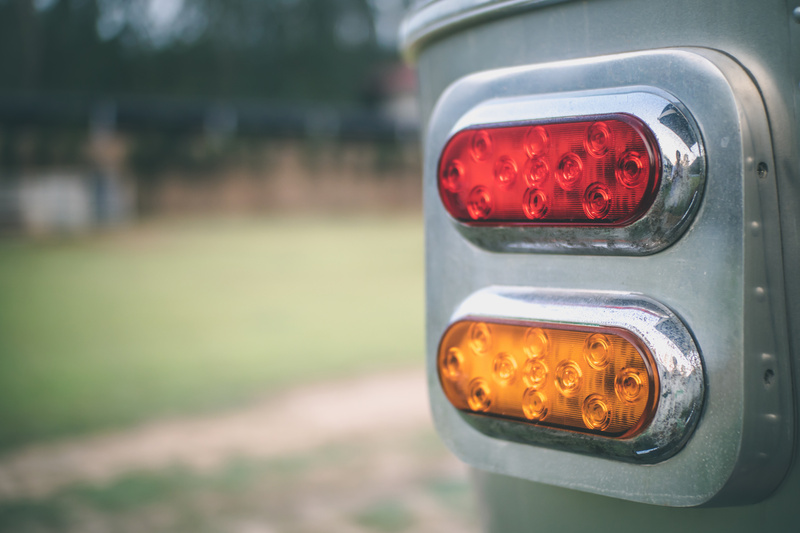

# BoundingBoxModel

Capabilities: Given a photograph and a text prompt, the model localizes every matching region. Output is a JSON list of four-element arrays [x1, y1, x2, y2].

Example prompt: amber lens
[[438, 320, 658, 438]]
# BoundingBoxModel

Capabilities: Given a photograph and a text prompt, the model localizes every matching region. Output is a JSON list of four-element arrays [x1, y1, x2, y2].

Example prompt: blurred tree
[[0, 0, 392, 104]]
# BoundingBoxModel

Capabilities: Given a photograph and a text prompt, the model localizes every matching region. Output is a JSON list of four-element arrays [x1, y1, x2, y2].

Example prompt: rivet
[[757, 162, 769, 179]]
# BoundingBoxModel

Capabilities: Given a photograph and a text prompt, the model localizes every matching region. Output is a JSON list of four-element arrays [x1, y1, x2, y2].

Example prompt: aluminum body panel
[[413, 0, 800, 522], [423, 49, 791, 506], [400, 0, 570, 59]]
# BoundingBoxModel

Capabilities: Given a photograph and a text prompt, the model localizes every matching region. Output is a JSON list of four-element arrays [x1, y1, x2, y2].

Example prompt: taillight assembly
[[438, 116, 660, 226], [438, 320, 658, 438], [437, 287, 703, 463], [432, 90, 705, 254], [422, 50, 792, 506]]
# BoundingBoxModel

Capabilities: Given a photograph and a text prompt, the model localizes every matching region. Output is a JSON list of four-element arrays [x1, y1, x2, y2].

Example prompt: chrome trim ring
[[446, 286, 704, 463], [437, 89, 706, 254]]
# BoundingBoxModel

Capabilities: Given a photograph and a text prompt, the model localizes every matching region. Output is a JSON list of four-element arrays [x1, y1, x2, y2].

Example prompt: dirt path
[[0, 369, 435, 501]]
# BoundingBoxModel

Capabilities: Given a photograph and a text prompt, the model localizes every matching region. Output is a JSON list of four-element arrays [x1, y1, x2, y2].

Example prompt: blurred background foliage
[[0, 3, 468, 532], [0, 0, 417, 189], [0, 0, 392, 102], [0, 0, 423, 442]]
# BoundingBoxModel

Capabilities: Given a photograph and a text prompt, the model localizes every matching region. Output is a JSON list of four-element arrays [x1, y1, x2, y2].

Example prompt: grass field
[[0, 428, 475, 533], [0, 214, 424, 451]]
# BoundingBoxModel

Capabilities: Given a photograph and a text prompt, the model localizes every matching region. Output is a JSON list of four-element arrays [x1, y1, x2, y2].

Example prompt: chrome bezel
[[437, 90, 706, 254], [445, 286, 704, 463]]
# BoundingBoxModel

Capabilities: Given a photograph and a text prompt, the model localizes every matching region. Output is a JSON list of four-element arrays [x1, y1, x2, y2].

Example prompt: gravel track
[[0, 370, 437, 501]]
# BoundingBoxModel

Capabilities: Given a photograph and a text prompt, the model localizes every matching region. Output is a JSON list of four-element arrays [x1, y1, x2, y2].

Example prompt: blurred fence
[[0, 94, 418, 141], [0, 92, 421, 234]]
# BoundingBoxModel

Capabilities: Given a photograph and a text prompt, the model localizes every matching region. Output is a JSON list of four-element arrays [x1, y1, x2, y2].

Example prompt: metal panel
[[400, 0, 571, 59], [423, 49, 791, 506]]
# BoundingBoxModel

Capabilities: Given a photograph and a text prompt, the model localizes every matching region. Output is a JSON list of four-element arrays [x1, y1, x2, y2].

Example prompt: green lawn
[[0, 430, 475, 533], [0, 214, 424, 451]]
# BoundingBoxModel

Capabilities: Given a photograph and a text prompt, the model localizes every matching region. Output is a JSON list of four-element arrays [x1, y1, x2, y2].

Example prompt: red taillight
[[438, 115, 660, 225]]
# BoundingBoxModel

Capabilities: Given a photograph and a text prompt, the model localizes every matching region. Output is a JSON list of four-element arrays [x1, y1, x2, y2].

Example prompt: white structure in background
[[20, 175, 92, 234], [1, 172, 135, 236], [379, 64, 420, 136]]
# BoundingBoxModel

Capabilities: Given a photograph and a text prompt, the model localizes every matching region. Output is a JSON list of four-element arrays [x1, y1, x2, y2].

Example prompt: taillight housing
[[438, 320, 659, 438], [432, 90, 705, 254], [439, 115, 661, 226], [438, 287, 703, 464]]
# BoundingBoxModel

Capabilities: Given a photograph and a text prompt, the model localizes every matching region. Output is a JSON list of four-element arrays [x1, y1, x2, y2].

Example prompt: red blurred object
[[438, 115, 660, 225]]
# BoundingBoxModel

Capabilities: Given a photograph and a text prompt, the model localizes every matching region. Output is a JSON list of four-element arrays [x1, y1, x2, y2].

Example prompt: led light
[[469, 321, 492, 354], [522, 389, 548, 420], [582, 394, 611, 430], [555, 153, 583, 191], [438, 115, 660, 226], [522, 188, 550, 220], [585, 121, 612, 157], [523, 156, 549, 186], [493, 352, 518, 384], [442, 347, 465, 380], [523, 327, 549, 358], [523, 359, 548, 389], [438, 319, 658, 438], [524, 126, 549, 157], [582, 183, 612, 220], [441, 160, 464, 193], [467, 378, 493, 412], [584, 333, 611, 369], [494, 156, 518, 187], [554, 359, 582, 397], [466, 186, 493, 220], [471, 130, 492, 161]]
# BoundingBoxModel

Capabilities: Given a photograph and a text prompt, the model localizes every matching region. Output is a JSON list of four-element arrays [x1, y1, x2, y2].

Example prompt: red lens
[[438, 115, 660, 225]]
